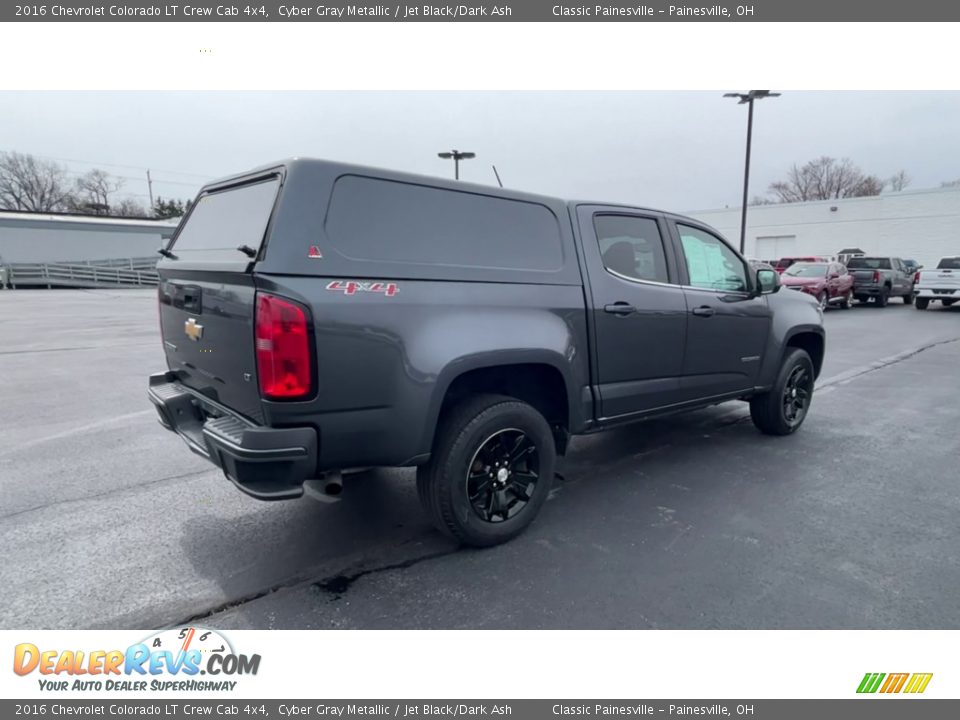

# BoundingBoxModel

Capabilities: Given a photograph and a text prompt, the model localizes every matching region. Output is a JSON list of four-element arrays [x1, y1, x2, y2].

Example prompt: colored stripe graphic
[[904, 673, 934, 694], [880, 673, 909, 693], [857, 672, 933, 694], [857, 673, 885, 693]]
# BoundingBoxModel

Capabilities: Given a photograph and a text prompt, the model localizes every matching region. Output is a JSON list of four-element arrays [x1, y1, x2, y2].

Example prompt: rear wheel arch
[[427, 360, 573, 457]]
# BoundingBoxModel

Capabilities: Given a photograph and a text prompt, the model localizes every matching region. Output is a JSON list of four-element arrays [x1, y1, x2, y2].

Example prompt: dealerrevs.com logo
[[13, 627, 261, 693]]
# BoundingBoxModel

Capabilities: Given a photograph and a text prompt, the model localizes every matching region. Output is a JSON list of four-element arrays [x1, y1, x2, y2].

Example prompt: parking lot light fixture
[[437, 150, 476, 180], [723, 90, 781, 254]]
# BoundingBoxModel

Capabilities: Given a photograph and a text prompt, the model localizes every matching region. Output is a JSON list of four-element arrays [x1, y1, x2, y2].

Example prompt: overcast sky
[[3, 91, 959, 213]]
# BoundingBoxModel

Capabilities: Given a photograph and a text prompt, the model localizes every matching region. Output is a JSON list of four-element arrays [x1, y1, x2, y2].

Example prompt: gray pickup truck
[[149, 159, 825, 546], [847, 256, 915, 306]]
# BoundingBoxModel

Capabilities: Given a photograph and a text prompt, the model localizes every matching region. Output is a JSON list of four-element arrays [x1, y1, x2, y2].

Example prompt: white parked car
[[914, 257, 960, 309]]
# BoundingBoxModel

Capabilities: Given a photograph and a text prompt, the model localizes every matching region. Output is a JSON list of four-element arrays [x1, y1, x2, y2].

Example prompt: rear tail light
[[914, 271, 921, 283], [873, 271, 881, 283], [255, 293, 314, 400]]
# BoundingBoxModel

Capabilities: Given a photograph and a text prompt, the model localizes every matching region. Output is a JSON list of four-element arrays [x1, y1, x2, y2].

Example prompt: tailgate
[[920, 268, 960, 289], [157, 175, 281, 423]]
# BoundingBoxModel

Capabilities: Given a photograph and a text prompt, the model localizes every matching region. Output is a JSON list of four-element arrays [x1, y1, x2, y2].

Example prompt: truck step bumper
[[148, 372, 317, 500]]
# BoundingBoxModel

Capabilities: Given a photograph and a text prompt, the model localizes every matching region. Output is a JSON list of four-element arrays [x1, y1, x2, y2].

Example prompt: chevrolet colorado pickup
[[148, 159, 825, 546], [914, 257, 960, 309]]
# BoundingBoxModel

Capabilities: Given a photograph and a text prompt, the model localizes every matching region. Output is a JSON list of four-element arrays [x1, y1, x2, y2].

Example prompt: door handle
[[604, 302, 636, 316], [691, 305, 715, 317]]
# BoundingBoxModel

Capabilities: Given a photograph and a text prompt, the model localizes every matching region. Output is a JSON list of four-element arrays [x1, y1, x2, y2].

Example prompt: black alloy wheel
[[417, 394, 556, 547], [749, 347, 815, 436], [466, 429, 539, 523], [782, 364, 813, 428]]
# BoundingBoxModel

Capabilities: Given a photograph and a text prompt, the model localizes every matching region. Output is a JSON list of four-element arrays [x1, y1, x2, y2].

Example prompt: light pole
[[723, 90, 780, 255], [437, 149, 475, 180]]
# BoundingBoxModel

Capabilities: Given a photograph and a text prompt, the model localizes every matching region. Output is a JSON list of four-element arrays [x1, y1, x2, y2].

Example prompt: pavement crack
[[0, 346, 98, 356], [0, 469, 210, 523], [174, 548, 459, 626], [816, 336, 960, 390], [314, 549, 458, 600]]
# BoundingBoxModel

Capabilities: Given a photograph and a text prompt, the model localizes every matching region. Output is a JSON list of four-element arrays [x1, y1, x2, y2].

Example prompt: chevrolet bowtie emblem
[[184, 318, 204, 341]]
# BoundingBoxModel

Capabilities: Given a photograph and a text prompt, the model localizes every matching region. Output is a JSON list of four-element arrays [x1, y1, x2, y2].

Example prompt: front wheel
[[749, 348, 815, 436], [417, 394, 556, 547], [840, 289, 853, 309], [817, 292, 828, 311], [915, 297, 930, 310]]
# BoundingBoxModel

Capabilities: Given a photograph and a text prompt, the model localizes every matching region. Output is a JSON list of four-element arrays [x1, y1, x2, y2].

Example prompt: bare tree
[[68, 169, 123, 214], [768, 157, 886, 203], [113, 197, 151, 218], [887, 170, 911, 192], [0, 151, 72, 212]]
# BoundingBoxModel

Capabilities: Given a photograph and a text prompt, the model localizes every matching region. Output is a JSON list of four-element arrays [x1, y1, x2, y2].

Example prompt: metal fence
[[1, 257, 159, 289]]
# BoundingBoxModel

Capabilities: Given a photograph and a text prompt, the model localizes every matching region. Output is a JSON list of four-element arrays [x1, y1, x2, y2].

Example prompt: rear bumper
[[148, 372, 317, 500], [852, 283, 885, 296], [915, 288, 959, 300]]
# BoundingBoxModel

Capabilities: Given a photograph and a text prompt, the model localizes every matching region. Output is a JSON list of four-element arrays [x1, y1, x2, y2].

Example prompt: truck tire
[[749, 348, 815, 436], [915, 297, 930, 310], [876, 288, 889, 307], [944, 299, 956, 307], [840, 290, 852, 309], [417, 394, 555, 547], [903, 292, 914, 305]]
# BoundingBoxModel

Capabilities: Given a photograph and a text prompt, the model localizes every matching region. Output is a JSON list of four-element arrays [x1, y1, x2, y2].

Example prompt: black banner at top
[[5, 0, 959, 22]]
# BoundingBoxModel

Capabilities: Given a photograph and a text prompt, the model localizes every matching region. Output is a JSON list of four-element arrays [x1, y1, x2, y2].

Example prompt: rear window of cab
[[323, 175, 564, 272]]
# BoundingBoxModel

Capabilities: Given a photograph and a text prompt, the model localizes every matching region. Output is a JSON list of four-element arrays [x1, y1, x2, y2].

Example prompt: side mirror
[[757, 268, 780, 295], [829, 272, 840, 279]]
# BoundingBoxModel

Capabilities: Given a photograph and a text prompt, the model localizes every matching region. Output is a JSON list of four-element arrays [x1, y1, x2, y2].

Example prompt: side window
[[677, 224, 748, 292], [594, 215, 669, 284]]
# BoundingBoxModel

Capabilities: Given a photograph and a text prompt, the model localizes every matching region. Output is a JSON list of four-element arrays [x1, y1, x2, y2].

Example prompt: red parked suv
[[775, 256, 817, 273], [780, 262, 855, 310]]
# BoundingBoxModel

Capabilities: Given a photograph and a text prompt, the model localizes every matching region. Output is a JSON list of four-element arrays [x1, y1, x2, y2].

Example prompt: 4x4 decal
[[326, 280, 399, 297]]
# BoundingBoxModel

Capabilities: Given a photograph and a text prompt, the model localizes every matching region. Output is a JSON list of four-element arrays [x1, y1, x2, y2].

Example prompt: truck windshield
[[784, 263, 827, 278], [936, 258, 960, 269], [847, 257, 891, 270]]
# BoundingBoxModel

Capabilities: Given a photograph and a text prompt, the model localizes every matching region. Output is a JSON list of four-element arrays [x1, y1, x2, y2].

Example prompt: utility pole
[[146, 169, 155, 211]]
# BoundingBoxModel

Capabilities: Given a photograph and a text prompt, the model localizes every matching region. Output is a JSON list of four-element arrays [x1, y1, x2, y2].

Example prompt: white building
[[0, 211, 180, 265], [689, 186, 960, 270]]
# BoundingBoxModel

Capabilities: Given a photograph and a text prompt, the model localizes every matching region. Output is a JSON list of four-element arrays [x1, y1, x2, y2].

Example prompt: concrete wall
[[0, 213, 179, 264], [688, 187, 960, 270]]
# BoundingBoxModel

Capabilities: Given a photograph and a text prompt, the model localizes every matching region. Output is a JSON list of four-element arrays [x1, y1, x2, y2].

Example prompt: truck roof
[[202, 157, 705, 229]]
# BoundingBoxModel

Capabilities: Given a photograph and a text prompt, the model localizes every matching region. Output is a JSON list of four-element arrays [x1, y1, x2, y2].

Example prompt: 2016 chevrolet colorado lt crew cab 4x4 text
[[149, 159, 825, 546]]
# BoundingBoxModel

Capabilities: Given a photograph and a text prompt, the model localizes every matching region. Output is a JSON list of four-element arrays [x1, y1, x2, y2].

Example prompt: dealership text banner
[[3, 702, 960, 719], [7, 0, 960, 21]]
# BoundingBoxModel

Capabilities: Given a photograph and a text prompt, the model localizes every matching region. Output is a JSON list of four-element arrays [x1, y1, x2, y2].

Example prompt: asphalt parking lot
[[1, 289, 959, 629]]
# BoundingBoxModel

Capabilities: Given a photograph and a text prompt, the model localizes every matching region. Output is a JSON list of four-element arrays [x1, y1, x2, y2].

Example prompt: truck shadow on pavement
[[175, 400, 788, 625]]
